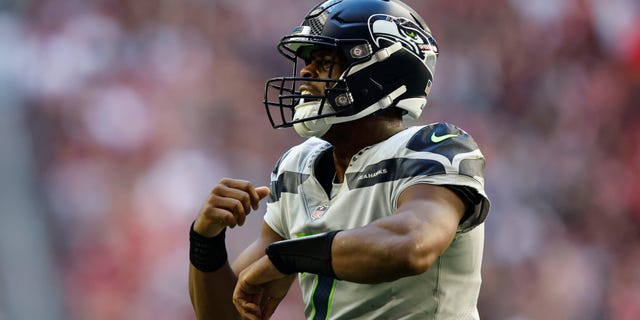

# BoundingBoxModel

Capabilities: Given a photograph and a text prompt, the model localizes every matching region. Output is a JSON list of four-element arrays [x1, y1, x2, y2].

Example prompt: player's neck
[[323, 116, 404, 182]]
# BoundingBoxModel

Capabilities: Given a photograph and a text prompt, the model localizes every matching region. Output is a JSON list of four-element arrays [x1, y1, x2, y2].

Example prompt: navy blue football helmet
[[264, 0, 439, 137]]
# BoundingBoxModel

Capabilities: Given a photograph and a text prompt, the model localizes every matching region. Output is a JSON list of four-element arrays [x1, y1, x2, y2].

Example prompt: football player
[[189, 0, 490, 319]]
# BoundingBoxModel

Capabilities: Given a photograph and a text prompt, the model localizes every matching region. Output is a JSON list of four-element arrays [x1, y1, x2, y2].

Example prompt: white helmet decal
[[368, 14, 438, 65]]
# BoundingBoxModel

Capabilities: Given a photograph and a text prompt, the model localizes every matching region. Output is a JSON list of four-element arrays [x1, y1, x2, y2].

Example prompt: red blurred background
[[0, 0, 638, 319]]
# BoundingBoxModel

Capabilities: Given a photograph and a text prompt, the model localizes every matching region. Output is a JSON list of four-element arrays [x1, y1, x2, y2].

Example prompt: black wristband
[[265, 230, 341, 278], [189, 221, 227, 272]]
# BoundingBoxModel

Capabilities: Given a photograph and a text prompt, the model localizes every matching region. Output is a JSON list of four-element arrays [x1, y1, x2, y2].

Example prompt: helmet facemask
[[264, 32, 373, 137]]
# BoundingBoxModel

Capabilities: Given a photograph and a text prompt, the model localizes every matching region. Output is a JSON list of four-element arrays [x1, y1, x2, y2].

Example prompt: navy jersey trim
[[271, 171, 310, 202], [269, 149, 295, 203], [407, 123, 479, 162], [346, 158, 446, 189]]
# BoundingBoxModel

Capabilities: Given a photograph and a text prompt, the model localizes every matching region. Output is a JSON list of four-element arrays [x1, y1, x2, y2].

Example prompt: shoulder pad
[[407, 123, 480, 162]]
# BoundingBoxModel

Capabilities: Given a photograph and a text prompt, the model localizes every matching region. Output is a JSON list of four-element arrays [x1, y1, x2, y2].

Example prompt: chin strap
[[326, 85, 407, 125], [293, 85, 407, 138]]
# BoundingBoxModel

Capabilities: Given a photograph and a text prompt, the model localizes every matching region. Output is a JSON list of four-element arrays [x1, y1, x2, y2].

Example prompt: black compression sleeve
[[265, 230, 341, 278]]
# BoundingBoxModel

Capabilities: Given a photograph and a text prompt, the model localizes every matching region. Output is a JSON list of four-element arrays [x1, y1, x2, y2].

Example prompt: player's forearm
[[264, 216, 450, 284], [188, 221, 240, 319], [330, 229, 433, 283], [331, 211, 456, 283], [264, 220, 436, 284], [189, 264, 239, 320]]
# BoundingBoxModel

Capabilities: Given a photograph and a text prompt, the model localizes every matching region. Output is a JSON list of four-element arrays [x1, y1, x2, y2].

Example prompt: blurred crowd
[[0, 0, 638, 319]]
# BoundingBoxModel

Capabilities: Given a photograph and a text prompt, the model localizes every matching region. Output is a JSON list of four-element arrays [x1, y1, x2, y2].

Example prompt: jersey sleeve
[[263, 138, 332, 240], [263, 150, 291, 240], [401, 123, 490, 233]]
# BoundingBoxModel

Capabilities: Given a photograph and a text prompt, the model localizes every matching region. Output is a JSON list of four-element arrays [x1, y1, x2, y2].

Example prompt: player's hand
[[193, 178, 270, 237], [233, 256, 294, 320]]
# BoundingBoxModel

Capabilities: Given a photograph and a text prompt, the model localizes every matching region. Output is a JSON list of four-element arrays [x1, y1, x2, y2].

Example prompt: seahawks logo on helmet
[[368, 14, 438, 63]]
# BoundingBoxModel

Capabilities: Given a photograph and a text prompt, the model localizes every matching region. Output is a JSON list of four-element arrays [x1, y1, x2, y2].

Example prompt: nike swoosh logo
[[431, 132, 459, 143]]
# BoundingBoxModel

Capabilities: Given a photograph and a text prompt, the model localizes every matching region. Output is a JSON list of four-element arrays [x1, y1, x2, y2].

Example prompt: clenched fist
[[193, 178, 270, 237]]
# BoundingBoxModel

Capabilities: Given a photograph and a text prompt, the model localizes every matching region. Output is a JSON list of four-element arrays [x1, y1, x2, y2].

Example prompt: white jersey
[[264, 123, 490, 320]]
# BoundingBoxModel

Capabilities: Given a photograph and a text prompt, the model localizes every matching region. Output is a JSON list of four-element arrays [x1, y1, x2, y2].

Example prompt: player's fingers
[[207, 197, 247, 227], [234, 300, 261, 320], [254, 186, 271, 210], [199, 203, 238, 227], [234, 282, 264, 320], [238, 302, 261, 320], [212, 182, 252, 217], [220, 179, 266, 211], [260, 297, 281, 320]]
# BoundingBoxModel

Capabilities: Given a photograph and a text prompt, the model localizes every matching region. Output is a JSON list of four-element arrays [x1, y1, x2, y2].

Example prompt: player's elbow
[[400, 234, 439, 275]]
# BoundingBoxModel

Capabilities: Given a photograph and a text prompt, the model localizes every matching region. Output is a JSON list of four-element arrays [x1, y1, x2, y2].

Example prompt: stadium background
[[0, 0, 638, 319]]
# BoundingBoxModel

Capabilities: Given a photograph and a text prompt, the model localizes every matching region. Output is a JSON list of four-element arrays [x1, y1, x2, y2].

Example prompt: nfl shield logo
[[311, 205, 329, 221]]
